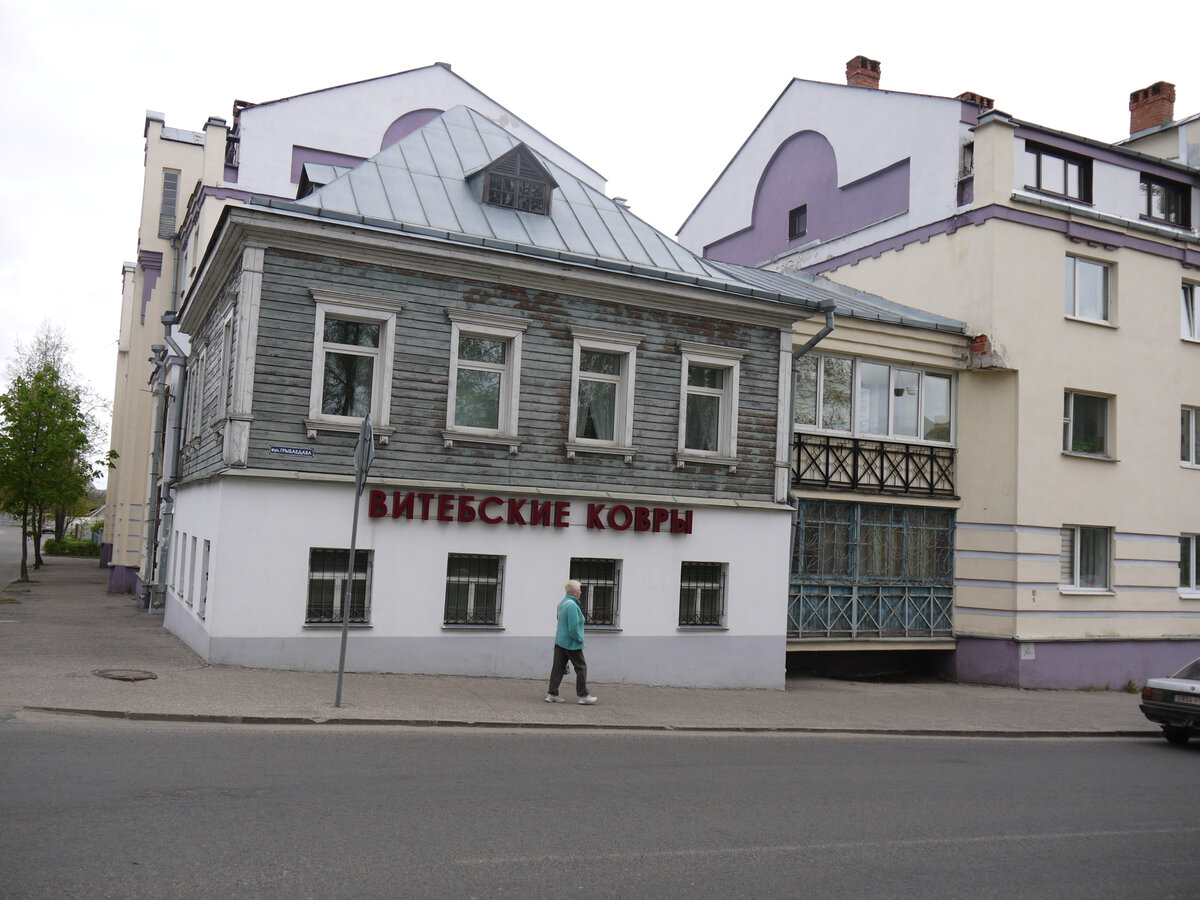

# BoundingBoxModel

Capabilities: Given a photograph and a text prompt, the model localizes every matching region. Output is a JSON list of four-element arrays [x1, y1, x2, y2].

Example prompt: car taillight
[[1142, 687, 1165, 702]]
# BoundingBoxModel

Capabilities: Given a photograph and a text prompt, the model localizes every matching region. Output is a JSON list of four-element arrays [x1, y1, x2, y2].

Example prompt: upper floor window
[[1183, 283, 1199, 341], [1060, 525, 1111, 592], [308, 291, 397, 433], [1063, 391, 1110, 457], [1183, 407, 1200, 467], [483, 147, 554, 215], [158, 169, 180, 238], [788, 205, 808, 240], [1140, 174, 1191, 227], [795, 355, 953, 443], [568, 328, 639, 452], [679, 344, 743, 460], [1065, 256, 1111, 323], [1024, 143, 1091, 202], [446, 309, 528, 441]]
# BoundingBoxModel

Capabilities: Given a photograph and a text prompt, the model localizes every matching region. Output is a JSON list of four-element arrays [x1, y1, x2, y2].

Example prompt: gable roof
[[257, 106, 963, 333]]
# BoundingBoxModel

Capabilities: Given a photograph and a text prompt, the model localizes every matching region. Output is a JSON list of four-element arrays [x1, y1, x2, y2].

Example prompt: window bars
[[569, 558, 620, 626], [679, 561, 726, 627], [306, 548, 371, 624], [444, 553, 504, 625]]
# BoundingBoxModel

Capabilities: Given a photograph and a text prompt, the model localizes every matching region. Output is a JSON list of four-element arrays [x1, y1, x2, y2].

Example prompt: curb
[[22, 707, 1160, 737]]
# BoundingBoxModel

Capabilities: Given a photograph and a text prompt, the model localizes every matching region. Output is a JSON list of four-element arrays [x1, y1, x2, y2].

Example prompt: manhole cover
[[93, 668, 158, 682]]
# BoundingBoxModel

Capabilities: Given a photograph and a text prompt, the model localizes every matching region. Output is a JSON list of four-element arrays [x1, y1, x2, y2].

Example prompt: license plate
[[1175, 693, 1200, 706]]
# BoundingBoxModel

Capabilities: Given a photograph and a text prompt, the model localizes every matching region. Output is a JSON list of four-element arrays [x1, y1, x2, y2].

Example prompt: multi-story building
[[107, 63, 605, 599], [679, 57, 1200, 688]]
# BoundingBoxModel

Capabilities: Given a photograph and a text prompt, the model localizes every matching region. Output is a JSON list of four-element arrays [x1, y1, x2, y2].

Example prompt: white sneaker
[[578, 695, 598, 705], [545, 694, 566, 703]]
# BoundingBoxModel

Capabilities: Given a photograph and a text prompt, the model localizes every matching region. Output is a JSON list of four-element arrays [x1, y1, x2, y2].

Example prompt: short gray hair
[[565, 579, 582, 594]]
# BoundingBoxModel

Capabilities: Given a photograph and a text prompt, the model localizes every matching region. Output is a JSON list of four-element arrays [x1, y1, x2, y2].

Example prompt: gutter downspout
[[142, 347, 168, 610], [786, 302, 837, 623], [144, 235, 184, 611], [152, 313, 188, 612]]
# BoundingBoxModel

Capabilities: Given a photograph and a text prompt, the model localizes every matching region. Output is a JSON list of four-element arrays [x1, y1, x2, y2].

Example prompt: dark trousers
[[548, 644, 588, 697]]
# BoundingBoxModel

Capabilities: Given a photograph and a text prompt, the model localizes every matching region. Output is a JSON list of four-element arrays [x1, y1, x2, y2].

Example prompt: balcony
[[792, 433, 956, 497], [788, 583, 953, 639]]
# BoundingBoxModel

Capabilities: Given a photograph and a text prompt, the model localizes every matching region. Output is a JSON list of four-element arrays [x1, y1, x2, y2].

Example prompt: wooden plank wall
[[187, 247, 783, 501]]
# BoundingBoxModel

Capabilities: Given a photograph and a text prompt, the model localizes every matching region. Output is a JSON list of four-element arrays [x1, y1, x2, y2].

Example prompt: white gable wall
[[677, 80, 966, 264], [232, 65, 606, 199]]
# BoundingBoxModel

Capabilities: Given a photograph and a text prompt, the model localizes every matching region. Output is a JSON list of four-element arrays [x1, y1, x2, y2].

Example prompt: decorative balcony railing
[[787, 583, 953, 639], [792, 433, 956, 497]]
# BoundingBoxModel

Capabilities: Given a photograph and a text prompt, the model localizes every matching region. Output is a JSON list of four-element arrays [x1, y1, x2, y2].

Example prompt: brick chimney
[[846, 56, 881, 89], [1129, 81, 1175, 133], [957, 91, 994, 111]]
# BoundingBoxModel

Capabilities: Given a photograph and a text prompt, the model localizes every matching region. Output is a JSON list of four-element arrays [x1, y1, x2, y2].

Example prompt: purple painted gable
[[380, 108, 444, 151], [703, 130, 910, 267], [289, 146, 368, 185]]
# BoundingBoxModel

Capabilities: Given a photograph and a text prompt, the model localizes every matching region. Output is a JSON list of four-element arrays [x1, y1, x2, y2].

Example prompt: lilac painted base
[[106, 564, 141, 596], [949, 636, 1200, 690]]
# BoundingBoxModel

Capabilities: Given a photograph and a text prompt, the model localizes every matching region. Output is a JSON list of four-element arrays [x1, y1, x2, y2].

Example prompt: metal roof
[[287, 106, 963, 332]]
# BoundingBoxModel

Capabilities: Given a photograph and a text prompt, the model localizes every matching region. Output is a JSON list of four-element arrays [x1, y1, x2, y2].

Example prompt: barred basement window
[[569, 558, 621, 626], [444, 553, 504, 625], [306, 548, 372, 624], [679, 562, 726, 627]]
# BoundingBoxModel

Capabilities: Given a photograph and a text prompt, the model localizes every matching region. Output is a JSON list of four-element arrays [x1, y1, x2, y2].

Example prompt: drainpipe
[[144, 235, 185, 611], [142, 346, 168, 609], [788, 302, 837, 501]]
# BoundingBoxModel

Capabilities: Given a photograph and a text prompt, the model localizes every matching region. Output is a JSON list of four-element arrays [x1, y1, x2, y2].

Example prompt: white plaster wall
[[232, 65, 605, 198], [164, 476, 792, 688], [677, 81, 965, 253]]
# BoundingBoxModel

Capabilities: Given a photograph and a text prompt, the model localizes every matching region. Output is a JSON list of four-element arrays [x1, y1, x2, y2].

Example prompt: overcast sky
[[1, 0, 1196, 447]]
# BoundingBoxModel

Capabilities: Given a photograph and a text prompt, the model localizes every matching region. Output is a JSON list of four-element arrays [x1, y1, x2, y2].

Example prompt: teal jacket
[[555, 596, 585, 650]]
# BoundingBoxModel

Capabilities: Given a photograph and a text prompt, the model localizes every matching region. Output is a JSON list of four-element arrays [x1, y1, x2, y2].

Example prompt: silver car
[[1140, 657, 1200, 745]]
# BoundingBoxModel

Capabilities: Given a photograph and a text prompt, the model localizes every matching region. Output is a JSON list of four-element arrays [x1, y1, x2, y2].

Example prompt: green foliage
[[42, 536, 101, 558], [0, 327, 104, 581]]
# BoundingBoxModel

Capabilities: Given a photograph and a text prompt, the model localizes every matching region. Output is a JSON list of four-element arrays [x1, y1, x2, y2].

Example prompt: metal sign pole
[[335, 416, 374, 708]]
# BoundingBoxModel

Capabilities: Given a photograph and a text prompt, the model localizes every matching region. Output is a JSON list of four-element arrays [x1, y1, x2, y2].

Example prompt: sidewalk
[[0, 557, 1158, 736]]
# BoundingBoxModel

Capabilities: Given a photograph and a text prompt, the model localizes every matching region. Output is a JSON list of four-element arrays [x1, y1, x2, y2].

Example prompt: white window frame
[[1181, 534, 1199, 597], [567, 327, 640, 460], [1065, 255, 1113, 325], [1063, 390, 1112, 458], [1183, 283, 1199, 342], [678, 342, 743, 465], [306, 290, 398, 438], [185, 346, 206, 444], [443, 553, 505, 627], [1183, 406, 1200, 468], [794, 355, 955, 445], [217, 311, 234, 422], [678, 561, 728, 628], [1060, 525, 1112, 593], [444, 309, 528, 449], [304, 548, 373, 626]]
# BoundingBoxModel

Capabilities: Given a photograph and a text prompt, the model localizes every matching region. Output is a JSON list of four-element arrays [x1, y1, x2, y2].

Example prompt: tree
[[0, 364, 96, 582]]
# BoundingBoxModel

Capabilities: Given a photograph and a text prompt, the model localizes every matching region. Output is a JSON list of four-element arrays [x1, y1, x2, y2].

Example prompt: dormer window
[[1140, 174, 1190, 227], [1023, 142, 1091, 202], [483, 147, 554, 215]]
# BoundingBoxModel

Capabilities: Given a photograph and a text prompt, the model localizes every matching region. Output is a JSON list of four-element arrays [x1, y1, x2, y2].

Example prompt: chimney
[[957, 91, 994, 111], [1129, 81, 1175, 133], [846, 56, 881, 89]]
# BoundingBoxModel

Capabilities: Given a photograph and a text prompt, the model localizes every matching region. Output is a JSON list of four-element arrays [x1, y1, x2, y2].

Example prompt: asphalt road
[[2, 713, 1198, 899]]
